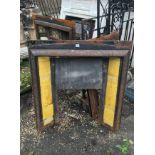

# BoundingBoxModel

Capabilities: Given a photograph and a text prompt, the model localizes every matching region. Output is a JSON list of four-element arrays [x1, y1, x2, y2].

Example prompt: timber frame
[[32, 15, 75, 40], [29, 40, 132, 132]]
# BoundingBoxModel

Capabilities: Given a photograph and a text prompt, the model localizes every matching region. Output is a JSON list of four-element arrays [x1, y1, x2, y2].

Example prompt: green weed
[[116, 138, 134, 154]]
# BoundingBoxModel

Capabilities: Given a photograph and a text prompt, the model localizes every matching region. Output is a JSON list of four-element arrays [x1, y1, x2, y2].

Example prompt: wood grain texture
[[87, 90, 99, 120], [103, 58, 120, 127], [38, 57, 54, 126]]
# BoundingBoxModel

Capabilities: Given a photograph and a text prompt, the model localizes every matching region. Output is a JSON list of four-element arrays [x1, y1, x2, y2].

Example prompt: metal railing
[[81, 0, 134, 68]]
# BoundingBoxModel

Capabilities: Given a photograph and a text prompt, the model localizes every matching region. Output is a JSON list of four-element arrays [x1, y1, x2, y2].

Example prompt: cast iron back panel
[[55, 57, 106, 89]]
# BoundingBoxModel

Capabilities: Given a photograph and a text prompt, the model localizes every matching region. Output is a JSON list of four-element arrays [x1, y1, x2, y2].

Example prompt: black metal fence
[[81, 0, 134, 68]]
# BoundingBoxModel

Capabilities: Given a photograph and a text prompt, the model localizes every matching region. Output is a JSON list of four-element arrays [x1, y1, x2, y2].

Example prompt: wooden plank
[[38, 57, 54, 126], [103, 58, 120, 127], [87, 90, 99, 120], [35, 20, 72, 32]]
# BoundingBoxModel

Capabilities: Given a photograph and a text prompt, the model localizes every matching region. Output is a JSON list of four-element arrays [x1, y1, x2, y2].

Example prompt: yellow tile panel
[[38, 57, 54, 126], [103, 58, 120, 127]]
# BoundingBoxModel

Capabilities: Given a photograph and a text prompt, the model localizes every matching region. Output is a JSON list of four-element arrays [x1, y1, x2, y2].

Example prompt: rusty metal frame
[[34, 20, 73, 40], [32, 15, 75, 40], [29, 40, 131, 131]]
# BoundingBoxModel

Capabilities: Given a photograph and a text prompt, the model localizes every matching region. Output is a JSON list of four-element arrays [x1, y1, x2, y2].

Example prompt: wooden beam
[[87, 90, 99, 120]]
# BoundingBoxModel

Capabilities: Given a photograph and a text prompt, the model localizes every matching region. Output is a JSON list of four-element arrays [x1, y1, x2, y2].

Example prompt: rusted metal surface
[[35, 20, 72, 31], [29, 40, 131, 131], [114, 53, 130, 130], [89, 31, 120, 41], [29, 51, 43, 131], [98, 59, 108, 124], [31, 49, 129, 57], [28, 40, 132, 46], [32, 15, 75, 40], [30, 40, 131, 57], [28, 40, 132, 49]]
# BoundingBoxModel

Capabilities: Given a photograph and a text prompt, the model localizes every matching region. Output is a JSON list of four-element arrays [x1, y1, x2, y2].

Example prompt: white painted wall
[[60, 0, 134, 41], [60, 0, 97, 19], [60, 0, 108, 38]]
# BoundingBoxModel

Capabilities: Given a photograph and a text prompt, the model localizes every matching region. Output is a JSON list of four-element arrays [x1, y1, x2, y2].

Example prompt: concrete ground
[[20, 91, 134, 155]]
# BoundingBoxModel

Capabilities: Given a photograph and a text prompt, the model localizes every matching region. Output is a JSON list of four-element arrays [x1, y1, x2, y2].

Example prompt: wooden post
[[87, 90, 99, 120]]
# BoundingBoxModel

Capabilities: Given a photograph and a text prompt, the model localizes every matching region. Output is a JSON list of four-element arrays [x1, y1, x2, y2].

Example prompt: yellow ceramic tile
[[38, 57, 54, 126], [103, 58, 120, 127]]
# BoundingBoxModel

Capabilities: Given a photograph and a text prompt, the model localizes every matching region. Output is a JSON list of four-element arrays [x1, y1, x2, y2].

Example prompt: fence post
[[97, 0, 100, 38]]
